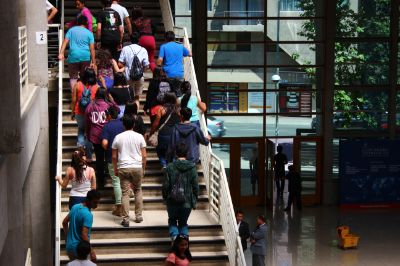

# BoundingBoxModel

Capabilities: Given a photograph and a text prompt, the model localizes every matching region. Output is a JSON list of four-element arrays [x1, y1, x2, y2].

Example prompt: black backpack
[[129, 47, 143, 81], [170, 171, 186, 204]]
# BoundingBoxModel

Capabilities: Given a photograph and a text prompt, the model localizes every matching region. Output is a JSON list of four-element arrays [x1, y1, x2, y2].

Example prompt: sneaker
[[121, 220, 129, 227], [134, 216, 143, 223]]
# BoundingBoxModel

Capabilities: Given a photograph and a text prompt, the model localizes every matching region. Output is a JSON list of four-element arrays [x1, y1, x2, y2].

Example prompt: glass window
[[334, 42, 389, 85], [266, 67, 324, 90], [208, 68, 264, 88], [208, 88, 264, 114], [266, 43, 324, 66], [280, 0, 302, 12], [335, 0, 390, 38], [266, 114, 319, 137], [267, 0, 324, 17], [207, 115, 264, 137], [207, 0, 264, 17], [266, 19, 324, 41], [208, 43, 264, 65], [207, 18, 264, 31], [266, 90, 321, 114], [240, 143, 259, 196]]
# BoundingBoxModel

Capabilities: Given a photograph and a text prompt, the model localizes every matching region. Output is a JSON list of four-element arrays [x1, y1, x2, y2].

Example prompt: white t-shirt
[[118, 44, 149, 81], [111, 3, 129, 28], [112, 130, 146, 169], [67, 259, 96, 266], [46, 0, 55, 11]]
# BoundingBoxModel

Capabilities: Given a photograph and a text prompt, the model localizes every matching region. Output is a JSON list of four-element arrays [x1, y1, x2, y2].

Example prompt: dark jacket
[[143, 79, 160, 113], [170, 123, 209, 163], [162, 160, 199, 209], [238, 220, 250, 251], [286, 171, 302, 193]]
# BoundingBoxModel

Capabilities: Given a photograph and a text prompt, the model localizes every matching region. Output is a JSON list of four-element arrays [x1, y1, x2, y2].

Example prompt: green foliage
[[297, 0, 391, 129]]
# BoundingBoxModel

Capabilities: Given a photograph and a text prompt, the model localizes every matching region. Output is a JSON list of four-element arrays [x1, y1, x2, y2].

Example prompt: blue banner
[[339, 139, 400, 205]]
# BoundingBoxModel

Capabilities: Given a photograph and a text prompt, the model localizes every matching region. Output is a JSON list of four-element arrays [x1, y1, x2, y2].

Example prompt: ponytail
[[180, 81, 191, 108]]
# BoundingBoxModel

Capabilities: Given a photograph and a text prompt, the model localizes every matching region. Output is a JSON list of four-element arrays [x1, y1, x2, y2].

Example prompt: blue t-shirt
[[100, 119, 124, 163], [159, 42, 190, 78], [179, 95, 199, 122], [65, 26, 94, 63], [66, 204, 93, 254]]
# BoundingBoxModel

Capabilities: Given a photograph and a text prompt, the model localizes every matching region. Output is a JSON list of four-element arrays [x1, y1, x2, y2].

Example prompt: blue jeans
[[156, 133, 172, 167], [68, 196, 85, 210], [167, 205, 191, 239], [75, 114, 93, 159]]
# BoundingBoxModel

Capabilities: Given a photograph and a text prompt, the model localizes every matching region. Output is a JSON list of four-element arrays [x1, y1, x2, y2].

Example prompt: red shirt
[[74, 82, 99, 115]]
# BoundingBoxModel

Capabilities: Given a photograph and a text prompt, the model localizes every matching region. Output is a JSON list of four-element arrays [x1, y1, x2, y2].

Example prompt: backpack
[[170, 171, 186, 204], [79, 85, 92, 111], [92, 15, 97, 33], [157, 81, 171, 102], [129, 47, 143, 81], [134, 17, 152, 35]]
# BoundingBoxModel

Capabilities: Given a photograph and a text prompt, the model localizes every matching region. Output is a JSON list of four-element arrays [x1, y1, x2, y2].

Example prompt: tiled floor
[[240, 195, 400, 266]]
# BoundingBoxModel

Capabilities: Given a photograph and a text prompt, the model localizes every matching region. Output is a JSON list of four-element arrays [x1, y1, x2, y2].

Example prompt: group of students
[[56, 1, 210, 265]]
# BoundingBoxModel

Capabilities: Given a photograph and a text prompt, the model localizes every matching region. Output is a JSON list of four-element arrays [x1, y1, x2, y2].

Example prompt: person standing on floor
[[111, 0, 132, 37], [284, 165, 302, 212], [112, 115, 147, 227], [56, 147, 96, 210], [59, 15, 96, 91], [63, 190, 101, 262], [236, 210, 250, 252], [156, 31, 192, 96], [101, 106, 124, 216], [162, 143, 199, 241], [96, 0, 123, 60], [132, 5, 157, 72], [85, 87, 120, 188], [164, 234, 192, 266], [170, 107, 210, 163], [250, 215, 267, 266], [273, 145, 288, 197], [67, 241, 96, 266], [118, 32, 149, 102]]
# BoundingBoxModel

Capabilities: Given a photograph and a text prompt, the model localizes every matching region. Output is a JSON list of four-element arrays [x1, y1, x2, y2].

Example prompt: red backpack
[[134, 17, 152, 35]]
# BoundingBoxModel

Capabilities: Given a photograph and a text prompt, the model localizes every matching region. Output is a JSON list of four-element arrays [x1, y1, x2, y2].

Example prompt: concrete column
[[25, 0, 49, 86]]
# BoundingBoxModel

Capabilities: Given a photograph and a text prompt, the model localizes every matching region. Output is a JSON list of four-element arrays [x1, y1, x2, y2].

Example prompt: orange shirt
[[74, 82, 99, 115]]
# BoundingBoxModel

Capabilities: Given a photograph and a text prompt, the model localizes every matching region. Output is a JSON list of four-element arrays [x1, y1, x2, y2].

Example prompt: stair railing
[[159, 1, 246, 265], [54, 24, 64, 266]]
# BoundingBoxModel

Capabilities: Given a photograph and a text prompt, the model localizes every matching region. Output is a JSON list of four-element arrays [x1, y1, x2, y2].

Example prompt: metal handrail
[[159, 1, 246, 265], [54, 24, 63, 266]]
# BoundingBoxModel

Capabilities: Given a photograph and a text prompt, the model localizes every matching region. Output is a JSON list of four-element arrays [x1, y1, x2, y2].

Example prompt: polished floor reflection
[[242, 196, 400, 266]]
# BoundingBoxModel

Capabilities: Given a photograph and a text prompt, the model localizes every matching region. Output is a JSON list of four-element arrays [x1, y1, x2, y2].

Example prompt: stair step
[[60, 251, 229, 265]]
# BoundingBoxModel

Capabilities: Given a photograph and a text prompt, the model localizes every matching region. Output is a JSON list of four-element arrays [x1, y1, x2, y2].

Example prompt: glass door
[[265, 139, 275, 209], [293, 137, 322, 205]]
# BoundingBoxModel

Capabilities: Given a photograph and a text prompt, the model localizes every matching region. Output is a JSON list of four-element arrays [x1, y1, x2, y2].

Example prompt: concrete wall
[[0, 0, 51, 265]]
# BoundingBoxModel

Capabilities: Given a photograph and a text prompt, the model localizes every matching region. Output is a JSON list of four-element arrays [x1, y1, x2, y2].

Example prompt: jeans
[[156, 133, 172, 167], [68, 196, 86, 210], [167, 205, 191, 239], [75, 114, 93, 159], [93, 143, 106, 188], [119, 168, 143, 223], [108, 163, 121, 205], [252, 254, 265, 266]]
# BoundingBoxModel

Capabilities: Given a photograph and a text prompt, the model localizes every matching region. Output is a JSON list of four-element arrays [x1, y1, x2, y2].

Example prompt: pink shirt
[[66, 7, 93, 32], [166, 253, 190, 266]]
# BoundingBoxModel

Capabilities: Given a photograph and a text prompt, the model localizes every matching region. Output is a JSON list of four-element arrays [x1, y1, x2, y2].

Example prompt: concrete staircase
[[58, 1, 229, 265]]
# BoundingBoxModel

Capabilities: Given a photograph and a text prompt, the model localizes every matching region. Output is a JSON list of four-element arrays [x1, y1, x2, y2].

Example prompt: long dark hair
[[96, 49, 112, 70], [163, 92, 179, 114], [153, 67, 167, 82], [132, 5, 144, 20], [124, 100, 139, 116], [71, 147, 87, 182], [81, 67, 97, 86], [113, 72, 128, 87], [180, 81, 191, 108], [170, 235, 192, 261]]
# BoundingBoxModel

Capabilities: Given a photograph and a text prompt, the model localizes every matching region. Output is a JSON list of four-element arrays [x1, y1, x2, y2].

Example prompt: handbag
[[148, 112, 172, 147]]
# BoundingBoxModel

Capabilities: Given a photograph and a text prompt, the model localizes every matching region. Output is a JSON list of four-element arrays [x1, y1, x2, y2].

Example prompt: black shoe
[[121, 220, 129, 227]]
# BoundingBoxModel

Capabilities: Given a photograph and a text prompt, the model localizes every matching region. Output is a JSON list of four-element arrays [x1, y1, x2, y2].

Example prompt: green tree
[[296, 0, 390, 129]]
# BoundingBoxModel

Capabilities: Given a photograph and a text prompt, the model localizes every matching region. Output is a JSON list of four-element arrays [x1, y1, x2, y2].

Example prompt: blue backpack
[[79, 86, 92, 111]]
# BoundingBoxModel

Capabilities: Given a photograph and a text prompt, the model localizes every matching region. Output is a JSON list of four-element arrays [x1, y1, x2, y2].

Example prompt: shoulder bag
[[148, 112, 172, 147]]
